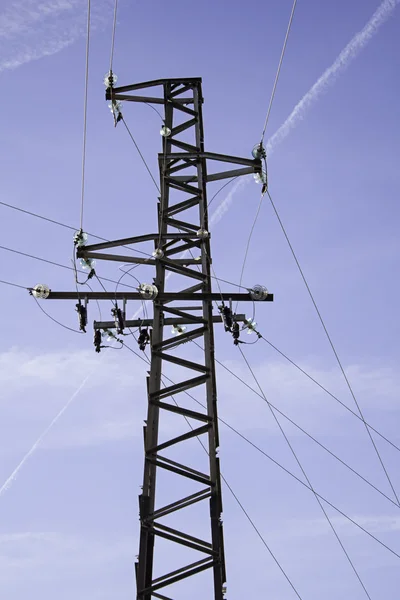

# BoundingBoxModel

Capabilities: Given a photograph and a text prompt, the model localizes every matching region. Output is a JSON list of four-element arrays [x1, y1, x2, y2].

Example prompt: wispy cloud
[[0, 0, 112, 73], [0, 531, 133, 579]]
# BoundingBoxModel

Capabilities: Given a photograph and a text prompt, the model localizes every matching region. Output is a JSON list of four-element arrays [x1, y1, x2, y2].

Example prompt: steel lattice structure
[[33, 77, 273, 600]]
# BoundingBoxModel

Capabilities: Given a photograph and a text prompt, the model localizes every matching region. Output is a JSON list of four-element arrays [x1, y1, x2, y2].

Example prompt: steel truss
[[35, 78, 272, 599]]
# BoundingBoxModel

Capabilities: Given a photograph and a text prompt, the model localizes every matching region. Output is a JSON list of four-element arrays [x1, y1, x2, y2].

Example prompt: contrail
[[214, 0, 399, 220], [0, 373, 93, 497], [1, 0, 397, 498], [266, 0, 400, 154]]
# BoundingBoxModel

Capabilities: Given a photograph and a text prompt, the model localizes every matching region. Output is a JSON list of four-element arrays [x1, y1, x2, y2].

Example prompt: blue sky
[[0, 0, 399, 598]]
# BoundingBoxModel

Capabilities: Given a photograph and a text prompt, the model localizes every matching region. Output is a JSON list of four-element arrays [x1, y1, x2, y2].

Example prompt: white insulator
[[139, 283, 158, 299], [102, 329, 116, 342], [253, 170, 267, 185], [244, 318, 257, 334], [32, 284, 50, 299], [171, 324, 187, 336], [73, 230, 88, 247], [104, 71, 118, 87], [251, 143, 266, 160], [152, 248, 164, 259], [250, 284, 269, 301], [196, 228, 209, 239], [108, 100, 122, 113], [160, 125, 171, 137], [79, 257, 96, 271]]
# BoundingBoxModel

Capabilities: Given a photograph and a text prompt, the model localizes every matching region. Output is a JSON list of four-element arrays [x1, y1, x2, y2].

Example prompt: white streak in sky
[[0, 374, 92, 497], [209, 177, 249, 226], [214, 0, 399, 220], [266, 0, 400, 154]]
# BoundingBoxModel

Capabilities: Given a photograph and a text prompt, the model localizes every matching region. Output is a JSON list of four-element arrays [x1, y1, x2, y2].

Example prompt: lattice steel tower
[[32, 77, 272, 600]]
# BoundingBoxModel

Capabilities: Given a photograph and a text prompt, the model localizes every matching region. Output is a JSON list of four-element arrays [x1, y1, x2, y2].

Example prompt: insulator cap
[[139, 283, 158, 299], [196, 228, 209, 239], [104, 70, 118, 88], [73, 230, 88, 247], [32, 284, 50, 299], [160, 125, 171, 137], [250, 284, 269, 301], [79, 257, 96, 271], [253, 170, 267, 185], [152, 248, 164, 259], [252, 143, 266, 160]]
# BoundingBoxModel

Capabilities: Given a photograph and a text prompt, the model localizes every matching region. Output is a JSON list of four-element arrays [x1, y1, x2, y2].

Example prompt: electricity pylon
[[31, 77, 272, 600]]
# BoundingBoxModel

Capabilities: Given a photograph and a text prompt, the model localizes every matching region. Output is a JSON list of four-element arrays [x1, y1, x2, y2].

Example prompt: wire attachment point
[[31, 284, 50, 299], [104, 70, 118, 89], [171, 324, 187, 336], [160, 125, 171, 137], [152, 248, 164, 259], [250, 285, 269, 301], [252, 143, 266, 160], [73, 229, 88, 247]]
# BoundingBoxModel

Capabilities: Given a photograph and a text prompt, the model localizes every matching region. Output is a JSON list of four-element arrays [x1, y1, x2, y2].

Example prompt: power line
[[0, 201, 77, 232], [238, 345, 371, 599], [0, 201, 254, 293], [2, 196, 397, 454], [32, 296, 84, 334], [235, 0, 299, 295], [190, 338, 400, 506], [0, 200, 152, 258], [121, 340, 400, 562], [125, 332, 398, 508], [0, 244, 138, 291], [235, 189, 265, 312], [122, 117, 161, 192], [260, 0, 298, 143], [109, 0, 118, 72], [267, 187, 400, 507], [219, 473, 303, 599], [259, 335, 400, 454], [80, 0, 92, 231], [214, 348, 398, 508], [0, 278, 28, 290]]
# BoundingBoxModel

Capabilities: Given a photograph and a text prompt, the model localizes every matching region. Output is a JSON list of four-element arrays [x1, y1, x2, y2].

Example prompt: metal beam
[[93, 314, 247, 329], [44, 291, 273, 301]]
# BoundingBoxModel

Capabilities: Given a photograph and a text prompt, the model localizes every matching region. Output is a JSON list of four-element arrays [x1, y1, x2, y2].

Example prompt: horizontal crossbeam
[[82, 232, 200, 252], [78, 251, 200, 266], [43, 291, 274, 301], [93, 314, 246, 329]]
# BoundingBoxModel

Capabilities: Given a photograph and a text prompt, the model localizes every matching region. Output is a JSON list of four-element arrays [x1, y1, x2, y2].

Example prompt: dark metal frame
[[36, 78, 272, 599]]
